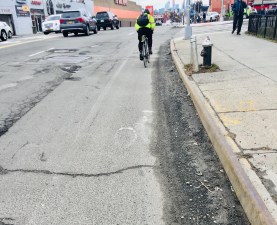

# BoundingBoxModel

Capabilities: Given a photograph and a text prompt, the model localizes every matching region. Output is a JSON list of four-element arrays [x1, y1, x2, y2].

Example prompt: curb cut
[[170, 38, 277, 225]]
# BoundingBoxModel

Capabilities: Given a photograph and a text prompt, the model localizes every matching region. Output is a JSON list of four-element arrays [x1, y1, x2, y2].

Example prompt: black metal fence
[[248, 14, 277, 40]]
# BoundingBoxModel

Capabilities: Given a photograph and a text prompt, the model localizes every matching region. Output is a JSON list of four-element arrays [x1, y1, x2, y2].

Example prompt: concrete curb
[[170, 38, 277, 225]]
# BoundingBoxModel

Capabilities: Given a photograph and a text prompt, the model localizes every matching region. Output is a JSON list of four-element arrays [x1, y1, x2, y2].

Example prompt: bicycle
[[141, 35, 150, 68]]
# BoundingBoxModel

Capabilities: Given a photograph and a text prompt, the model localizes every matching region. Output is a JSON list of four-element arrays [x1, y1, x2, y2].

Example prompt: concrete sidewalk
[[171, 31, 277, 225]]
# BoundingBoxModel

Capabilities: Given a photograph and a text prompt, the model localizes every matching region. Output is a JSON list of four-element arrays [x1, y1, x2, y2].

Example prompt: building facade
[[94, 0, 141, 21], [209, 0, 234, 14], [252, 0, 277, 11], [210, 0, 276, 13], [0, 0, 94, 35]]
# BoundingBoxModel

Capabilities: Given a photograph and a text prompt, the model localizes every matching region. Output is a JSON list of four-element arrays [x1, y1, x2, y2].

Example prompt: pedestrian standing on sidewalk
[[203, 12, 206, 22], [232, 0, 247, 35]]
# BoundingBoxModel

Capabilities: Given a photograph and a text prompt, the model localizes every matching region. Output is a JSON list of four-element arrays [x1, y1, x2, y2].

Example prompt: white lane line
[[128, 32, 135, 35], [29, 51, 46, 57], [0, 36, 57, 50], [29, 48, 54, 57]]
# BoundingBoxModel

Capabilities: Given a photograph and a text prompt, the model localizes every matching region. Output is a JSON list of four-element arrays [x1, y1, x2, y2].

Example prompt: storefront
[[29, 0, 45, 33], [44, 0, 94, 17], [253, 0, 277, 11], [0, 6, 16, 35], [0, 0, 32, 35], [0, 0, 94, 36]]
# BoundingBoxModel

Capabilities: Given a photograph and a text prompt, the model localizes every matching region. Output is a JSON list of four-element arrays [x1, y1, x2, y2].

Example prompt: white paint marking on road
[[142, 110, 154, 114], [135, 110, 154, 143], [0, 36, 57, 50], [0, 40, 21, 44], [114, 127, 138, 148], [128, 32, 135, 35], [29, 48, 54, 57], [0, 83, 18, 91], [29, 50, 46, 57], [91, 45, 99, 48]]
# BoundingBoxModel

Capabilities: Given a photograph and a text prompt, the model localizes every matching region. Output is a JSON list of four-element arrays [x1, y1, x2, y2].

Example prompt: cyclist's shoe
[[149, 49, 153, 55], [139, 52, 143, 61]]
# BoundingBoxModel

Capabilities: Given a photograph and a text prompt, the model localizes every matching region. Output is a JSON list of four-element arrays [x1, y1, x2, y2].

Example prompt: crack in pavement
[[0, 218, 15, 225], [0, 165, 154, 178], [218, 108, 277, 114]]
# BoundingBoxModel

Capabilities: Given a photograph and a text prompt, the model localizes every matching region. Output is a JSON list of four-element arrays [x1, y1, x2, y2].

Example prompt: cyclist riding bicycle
[[135, 9, 155, 60]]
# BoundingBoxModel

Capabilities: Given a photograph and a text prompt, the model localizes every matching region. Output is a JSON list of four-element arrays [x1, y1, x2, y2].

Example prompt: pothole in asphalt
[[65, 77, 82, 81], [79, 51, 90, 55], [60, 65, 81, 73], [48, 49, 78, 53], [46, 56, 90, 64]]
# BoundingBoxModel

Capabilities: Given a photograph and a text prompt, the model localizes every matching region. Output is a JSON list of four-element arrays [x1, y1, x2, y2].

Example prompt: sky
[[134, 0, 185, 10]]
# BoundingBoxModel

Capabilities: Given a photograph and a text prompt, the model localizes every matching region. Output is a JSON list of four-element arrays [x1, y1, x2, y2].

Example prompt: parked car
[[0, 21, 12, 41], [60, 9, 97, 37], [206, 12, 219, 22], [42, 14, 61, 35], [95, 11, 119, 30]]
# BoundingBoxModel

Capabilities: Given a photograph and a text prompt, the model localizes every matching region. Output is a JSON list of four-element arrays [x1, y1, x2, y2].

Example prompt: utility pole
[[184, 0, 192, 39]]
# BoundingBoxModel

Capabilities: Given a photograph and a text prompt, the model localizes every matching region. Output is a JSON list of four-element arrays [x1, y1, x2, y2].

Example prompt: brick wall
[[210, 0, 235, 13], [94, 0, 142, 19]]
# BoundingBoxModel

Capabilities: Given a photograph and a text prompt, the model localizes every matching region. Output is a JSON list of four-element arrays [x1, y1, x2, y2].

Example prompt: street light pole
[[184, 0, 192, 39]]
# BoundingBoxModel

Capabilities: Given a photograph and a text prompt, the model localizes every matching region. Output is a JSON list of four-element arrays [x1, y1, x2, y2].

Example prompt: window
[[96, 12, 109, 19], [61, 11, 81, 18], [47, 16, 60, 21]]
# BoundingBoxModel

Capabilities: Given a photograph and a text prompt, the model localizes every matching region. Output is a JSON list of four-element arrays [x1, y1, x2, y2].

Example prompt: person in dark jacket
[[232, 0, 247, 35], [203, 12, 206, 22]]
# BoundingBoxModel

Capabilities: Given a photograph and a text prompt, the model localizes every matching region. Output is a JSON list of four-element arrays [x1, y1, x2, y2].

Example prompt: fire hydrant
[[200, 36, 213, 67]]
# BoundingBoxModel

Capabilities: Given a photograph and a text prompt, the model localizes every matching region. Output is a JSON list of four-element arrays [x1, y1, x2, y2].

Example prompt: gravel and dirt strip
[[150, 41, 251, 225]]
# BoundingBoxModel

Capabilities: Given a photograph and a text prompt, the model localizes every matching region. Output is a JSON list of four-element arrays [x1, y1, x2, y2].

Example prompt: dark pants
[[137, 27, 153, 52], [233, 14, 244, 34]]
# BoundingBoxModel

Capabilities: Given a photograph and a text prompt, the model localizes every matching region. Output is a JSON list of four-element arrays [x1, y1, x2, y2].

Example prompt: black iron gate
[[248, 14, 277, 40]]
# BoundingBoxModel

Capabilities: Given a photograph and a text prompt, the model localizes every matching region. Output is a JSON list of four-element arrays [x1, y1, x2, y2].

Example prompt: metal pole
[[220, 0, 224, 21], [190, 36, 199, 72], [184, 0, 192, 39]]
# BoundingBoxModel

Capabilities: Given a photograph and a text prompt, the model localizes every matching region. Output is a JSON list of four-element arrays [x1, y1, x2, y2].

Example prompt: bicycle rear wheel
[[145, 38, 150, 64], [143, 41, 148, 68]]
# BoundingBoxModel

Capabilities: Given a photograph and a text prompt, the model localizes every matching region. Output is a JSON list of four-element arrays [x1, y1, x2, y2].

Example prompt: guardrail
[[248, 14, 277, 40]]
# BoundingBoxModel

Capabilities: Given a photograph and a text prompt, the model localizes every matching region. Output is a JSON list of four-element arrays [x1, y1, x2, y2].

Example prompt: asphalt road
[[0, 26, 249, 224]]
